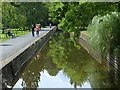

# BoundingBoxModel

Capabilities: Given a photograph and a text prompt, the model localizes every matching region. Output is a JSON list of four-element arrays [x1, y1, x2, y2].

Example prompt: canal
[[10, 32, 119, 89]]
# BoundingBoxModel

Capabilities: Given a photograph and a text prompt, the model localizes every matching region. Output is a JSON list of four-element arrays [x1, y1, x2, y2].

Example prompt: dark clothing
[[32, 26, 34, 31], [8, 31, 11, 36], [32, 31, 34, 37], [8, 28, 11, 36], [8, 31, 14, 38], [36, 28, 40, 36], [36, 31, 39, 36], [32, 26, 35, 37], [2, 29, 4, 34]]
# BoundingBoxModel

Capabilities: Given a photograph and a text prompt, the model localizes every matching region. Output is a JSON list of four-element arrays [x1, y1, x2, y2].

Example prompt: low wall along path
[[0, 27, 56, 69]]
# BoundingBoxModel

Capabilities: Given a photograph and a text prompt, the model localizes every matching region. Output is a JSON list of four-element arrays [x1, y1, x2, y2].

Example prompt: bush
[[87, 12, 120, 58]]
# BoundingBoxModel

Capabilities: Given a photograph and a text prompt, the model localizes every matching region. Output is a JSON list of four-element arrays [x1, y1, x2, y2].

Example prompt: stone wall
[[1, 28, 56, 89], [79, 32, 102, 63], [79, 31, 120, 88]]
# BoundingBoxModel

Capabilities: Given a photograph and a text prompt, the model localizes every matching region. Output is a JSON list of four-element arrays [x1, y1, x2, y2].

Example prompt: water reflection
[[12, 33, 120, 89], [14, 70, 92, 88]]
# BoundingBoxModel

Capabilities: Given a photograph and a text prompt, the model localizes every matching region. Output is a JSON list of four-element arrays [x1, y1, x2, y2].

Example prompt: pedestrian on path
[[35, 24, 40, 36], [31, 24, 35, 37], [49, 23, 52, 28]]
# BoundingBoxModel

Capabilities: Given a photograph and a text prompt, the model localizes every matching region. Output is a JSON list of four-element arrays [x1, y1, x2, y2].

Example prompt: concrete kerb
[[79, 32, 102, 63]]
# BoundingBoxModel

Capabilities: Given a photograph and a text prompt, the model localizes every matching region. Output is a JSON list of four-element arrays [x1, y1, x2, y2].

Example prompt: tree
[[48, 32, 117, 88], [0, 2, 2, 30], [47, 2, 118, 39], [2, 2, 27, 29], [87, 12, 120, 58], [19, 2, 49, 27], [2, 2, 49, 30]]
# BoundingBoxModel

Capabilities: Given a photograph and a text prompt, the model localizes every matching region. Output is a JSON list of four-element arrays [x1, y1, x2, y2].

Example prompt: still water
[[13, 33, 119, 89]]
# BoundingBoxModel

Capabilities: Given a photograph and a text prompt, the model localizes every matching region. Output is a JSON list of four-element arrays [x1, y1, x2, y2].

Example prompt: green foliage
[[20, 2, 49, 27], [21, 42, 61, 88], [47, 2, 118, 43], [48, 2, 117, 30], [48, 2, 64, 23], [0, 30, 29, 42], [2, 2, 49, 29], [2, 2, 27, 28], [87, 12, 120, 58], [48, 32, 113, 88], [0, 2, 2, 29], [48, 33, 90, 86]]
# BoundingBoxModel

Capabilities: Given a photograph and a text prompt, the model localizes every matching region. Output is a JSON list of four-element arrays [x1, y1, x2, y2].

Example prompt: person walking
[[31, 24, 35, 37], [49, 23, 52, 28], [36, 24, 40, 36]]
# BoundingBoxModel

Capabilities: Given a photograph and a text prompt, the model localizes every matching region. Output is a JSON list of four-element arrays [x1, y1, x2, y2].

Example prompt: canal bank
[[1, 27, 56, 88], [79, 31, 102, 63], [79, 31, 120, 89], [79, 31, 120, 70]]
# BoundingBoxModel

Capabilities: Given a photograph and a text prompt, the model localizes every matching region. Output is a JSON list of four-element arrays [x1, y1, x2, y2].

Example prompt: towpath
[[0, 27, 54, 69]]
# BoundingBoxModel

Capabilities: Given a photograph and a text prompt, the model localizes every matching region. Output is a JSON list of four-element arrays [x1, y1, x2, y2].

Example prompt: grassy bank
[[0, 29, 30, 42]]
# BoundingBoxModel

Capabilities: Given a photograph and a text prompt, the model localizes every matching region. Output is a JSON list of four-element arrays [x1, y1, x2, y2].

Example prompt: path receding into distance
[[0, 27, 54, 69]]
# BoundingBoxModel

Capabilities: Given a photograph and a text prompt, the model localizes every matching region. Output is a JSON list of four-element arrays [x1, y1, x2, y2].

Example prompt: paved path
[[0, 27, 53, 69]]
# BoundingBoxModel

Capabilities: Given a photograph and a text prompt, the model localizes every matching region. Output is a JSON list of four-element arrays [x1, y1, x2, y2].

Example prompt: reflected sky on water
[[14, 70, 92, 88], [12, 33, 119, 89]]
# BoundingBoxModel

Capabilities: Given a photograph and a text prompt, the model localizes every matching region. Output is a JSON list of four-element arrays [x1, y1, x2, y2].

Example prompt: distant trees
[[2, 2, 118, 31], [2, 2, 49, 29], [0, 2, 2, 29], [47, 2, 120, 62], [47, 2, 118, 33], [19, 2, 49, 27], [2, 2, 26, 29], [45, 2, 118, 45]]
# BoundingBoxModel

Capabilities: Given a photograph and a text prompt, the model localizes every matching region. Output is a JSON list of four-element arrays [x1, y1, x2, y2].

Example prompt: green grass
[[0, 29, 30, 43]]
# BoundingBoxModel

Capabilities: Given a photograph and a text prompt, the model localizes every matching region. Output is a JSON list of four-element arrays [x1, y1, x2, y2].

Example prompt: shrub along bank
[[87, 12, 120, 60]]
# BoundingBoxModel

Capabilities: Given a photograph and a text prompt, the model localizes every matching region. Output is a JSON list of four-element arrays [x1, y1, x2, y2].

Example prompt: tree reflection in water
[[20, 41, 61, 89], [19, 32, 119, 89], [48, 32, 90, 88], [48, 32, 119, 88]]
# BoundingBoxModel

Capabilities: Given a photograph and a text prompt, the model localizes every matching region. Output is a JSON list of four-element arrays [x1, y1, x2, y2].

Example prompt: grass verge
[[0, 29, 30, 43]]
